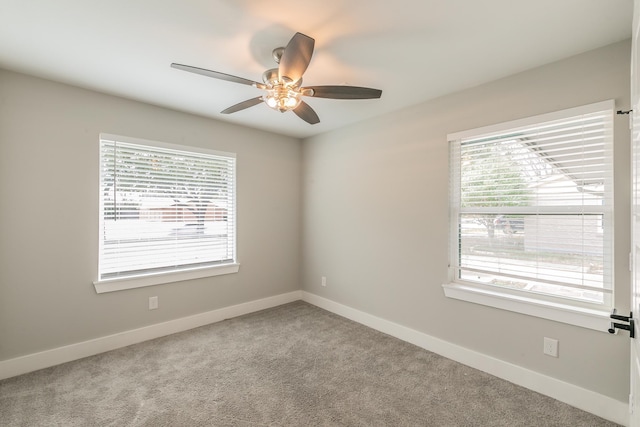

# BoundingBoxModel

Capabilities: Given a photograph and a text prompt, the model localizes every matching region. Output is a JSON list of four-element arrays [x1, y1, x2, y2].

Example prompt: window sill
[[94, 263, 240, 294], [442, 282, 610, 332]]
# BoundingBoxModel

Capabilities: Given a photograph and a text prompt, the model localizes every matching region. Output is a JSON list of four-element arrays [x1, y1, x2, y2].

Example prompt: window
[[95, 134, 238, 293], [444, 101, 614, 328]]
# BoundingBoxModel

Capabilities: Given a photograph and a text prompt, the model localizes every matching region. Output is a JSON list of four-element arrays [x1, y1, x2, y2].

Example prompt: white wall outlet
[[321, 276, 327, 287], [543, 337, 558, 357], [149, 296, 158, 310]]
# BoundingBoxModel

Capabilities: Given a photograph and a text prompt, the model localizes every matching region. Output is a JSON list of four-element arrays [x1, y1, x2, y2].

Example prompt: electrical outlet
[[543, 337, 558, 357], [149, 296, 158, 310], [321, 276, 327, 287]]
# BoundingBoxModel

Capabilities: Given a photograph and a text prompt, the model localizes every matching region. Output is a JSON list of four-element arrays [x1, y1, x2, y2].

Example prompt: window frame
[[443, 101, 615, 331], [94, 134, 239, 294]]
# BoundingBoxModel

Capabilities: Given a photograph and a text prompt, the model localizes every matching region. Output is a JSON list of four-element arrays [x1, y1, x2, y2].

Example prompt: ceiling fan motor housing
[[262, 68, 279, 85]]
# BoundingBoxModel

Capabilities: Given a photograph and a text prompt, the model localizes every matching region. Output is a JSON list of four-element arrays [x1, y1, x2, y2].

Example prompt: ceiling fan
[[171, 32, 382, 125]]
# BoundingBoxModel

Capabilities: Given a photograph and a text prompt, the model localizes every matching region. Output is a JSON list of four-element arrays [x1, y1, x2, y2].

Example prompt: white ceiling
[[0, 0, 633, 139]]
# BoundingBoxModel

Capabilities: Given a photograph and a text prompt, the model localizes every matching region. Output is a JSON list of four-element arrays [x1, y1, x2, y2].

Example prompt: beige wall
[[0, 69, 302, 360], [0, 39, 632, 404], [301, 40, 632, 402]]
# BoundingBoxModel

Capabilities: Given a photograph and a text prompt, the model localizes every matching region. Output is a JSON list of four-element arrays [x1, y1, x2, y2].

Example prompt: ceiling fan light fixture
[[264, 85, 301, 112]]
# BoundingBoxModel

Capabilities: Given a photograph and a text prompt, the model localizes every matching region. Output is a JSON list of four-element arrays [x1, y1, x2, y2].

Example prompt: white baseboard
[[1, 289, 628, 426], [0, 290, 302, 381], [301, 291, 629, 427]]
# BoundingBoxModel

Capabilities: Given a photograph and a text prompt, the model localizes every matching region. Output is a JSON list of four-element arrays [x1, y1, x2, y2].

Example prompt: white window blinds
[[98, 135, 236, 282], [449, 101, 614, 308]]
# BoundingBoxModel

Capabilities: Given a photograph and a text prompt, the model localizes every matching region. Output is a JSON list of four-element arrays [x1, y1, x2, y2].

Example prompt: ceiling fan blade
[[278, 33, 315, 83], [293, 100, 320, 125], [221, 97, 264, 114], [302, 85, 382, 99], [171, 63, 265, 88]]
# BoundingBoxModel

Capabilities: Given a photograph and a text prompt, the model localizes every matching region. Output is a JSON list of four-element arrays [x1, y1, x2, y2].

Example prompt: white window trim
[[442, 282, 610, 332], [444, 100, 615, 331], [95, 133, 239, 294], [447, 100, 614, 141], [94, 263, 240, 294]]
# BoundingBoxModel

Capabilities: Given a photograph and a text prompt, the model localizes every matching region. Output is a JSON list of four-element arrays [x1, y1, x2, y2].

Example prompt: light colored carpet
[[0, 301, 620, 426]]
